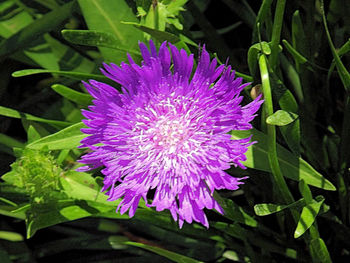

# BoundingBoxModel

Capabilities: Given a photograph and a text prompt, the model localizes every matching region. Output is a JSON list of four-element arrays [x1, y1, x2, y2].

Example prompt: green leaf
[[26, 122, 86, 150], [291, 10, 307, 59], [298, 179, 313, 204], [294, 197, 325, 238], [212, 221, 246, 240], [266, 110, 298, 126], [230, 128, 336, 190], [26, 200, 115, 238], [213, 192, 257, 227], [0, 204, 26, 220], [279, 55, 304, 103], [254, 198, 305, 216], [320, 0, 350, 91], [61, 30, 141, 57], [60, 171, 111, 205], [309, 238, 332, 263], [12, 69, 109, 82], [0, 133, 24, 149], [0, 197, 17, 207], [123, 22, 181, 44], [44, 34, 97, 73], [0, 105, 71, 127], [327, 39, 350, 84], [0, 1, 77, 58], [272, 75, 301, 155], [51, 84, 92, 106], [282, 39, 307, 64], [78, 0, 144, 63], [0, 1, 33, 38], [0, 2, 62, 70], [124, 241, 203, 263], [0, 231, 23, 242], [247, 41, 271, 76], [252, 0, 273, 42], [27, 125, 41, 144]]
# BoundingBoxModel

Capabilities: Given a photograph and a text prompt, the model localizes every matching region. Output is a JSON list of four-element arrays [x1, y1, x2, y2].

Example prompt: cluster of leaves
[[0, 0, 349, 262]]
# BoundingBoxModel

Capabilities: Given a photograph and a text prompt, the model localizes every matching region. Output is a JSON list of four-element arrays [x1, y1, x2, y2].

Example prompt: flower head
[[78, 41, 263, 228]]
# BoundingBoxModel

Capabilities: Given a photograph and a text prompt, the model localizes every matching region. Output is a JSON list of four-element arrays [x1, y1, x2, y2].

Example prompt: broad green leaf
[[60, 170, 109, 204], [230, 128, 336, 190], [26, 200, 115, 238], [61, 30, 141, 57], [78, 0, 144, 63], [123, 22, 181, 44], [51, 84, 92, 106], [213, 192, 257, 227], [294, 197, 325, 238], [0, 1, 59, 69], [254, 198, 305, 216], [1, 171, 17, 185], [21, 120, 50, 142], [266, 110, 298, 126], [0, 105, 71, 127], [26, 122, 86, 150], [0, 1, 33, 38], [0, 231, 23, 242], [309, 238, 332, 263], [27, 125, 41, 144], [124, 241, 203, 263], [44, 34, 97, 73], [0, 1, 77, 58]]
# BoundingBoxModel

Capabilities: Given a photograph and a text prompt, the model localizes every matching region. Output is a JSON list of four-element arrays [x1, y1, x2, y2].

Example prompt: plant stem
[[269, 0, 286, 70], [259, 53, 294, 205]]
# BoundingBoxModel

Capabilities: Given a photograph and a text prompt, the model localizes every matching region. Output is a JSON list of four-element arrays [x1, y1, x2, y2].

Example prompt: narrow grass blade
[[0, 106, 71, 127]]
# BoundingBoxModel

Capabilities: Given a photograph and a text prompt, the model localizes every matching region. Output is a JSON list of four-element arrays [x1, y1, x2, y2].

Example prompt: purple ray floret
[[78, 40, 263, 228]]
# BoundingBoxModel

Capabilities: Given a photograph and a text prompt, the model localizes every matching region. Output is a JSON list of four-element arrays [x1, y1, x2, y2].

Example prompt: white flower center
[[152, 117, 190, 153]]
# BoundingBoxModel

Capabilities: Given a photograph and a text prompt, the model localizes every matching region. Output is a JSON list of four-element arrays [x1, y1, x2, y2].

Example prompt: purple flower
[[78, 41, 263, 228]]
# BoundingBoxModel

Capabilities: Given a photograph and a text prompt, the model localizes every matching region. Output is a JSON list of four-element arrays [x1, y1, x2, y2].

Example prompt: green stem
[[269, 0, 286, 70], [259, 54, 294, 205]]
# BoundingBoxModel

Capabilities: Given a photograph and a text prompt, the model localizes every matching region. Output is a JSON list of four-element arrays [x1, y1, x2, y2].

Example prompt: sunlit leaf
[[0, 2, 77, 58], [26, 122, 86, 150], [78, 0, 144, 63], [309, 238, 332, 263], [266, 110, 298, 126], [230, 128, 336, 190], [0, 231, 23, 242], [254, 198, 305, 216], [51, 84, 92, 106], [294, 197, 324, 238], [61, 29, 141, 57], [0, 105, 71, 127]]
